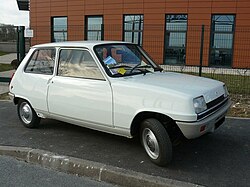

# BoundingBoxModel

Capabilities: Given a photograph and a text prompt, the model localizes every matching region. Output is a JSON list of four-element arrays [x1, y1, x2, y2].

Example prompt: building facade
[[20, 0, 250, 68]]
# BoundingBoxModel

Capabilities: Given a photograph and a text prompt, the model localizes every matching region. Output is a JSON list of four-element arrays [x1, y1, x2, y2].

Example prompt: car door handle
[[47, 78, 53, 85]]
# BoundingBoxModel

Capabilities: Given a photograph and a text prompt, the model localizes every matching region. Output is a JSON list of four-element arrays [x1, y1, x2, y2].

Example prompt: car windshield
[[94, 44, 162, 77]]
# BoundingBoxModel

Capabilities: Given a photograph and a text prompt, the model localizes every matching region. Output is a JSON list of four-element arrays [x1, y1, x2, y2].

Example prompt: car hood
[[118, 71, 225, 103]]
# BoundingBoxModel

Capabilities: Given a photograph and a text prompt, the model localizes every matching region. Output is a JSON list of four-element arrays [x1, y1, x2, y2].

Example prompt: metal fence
[[0, 25, 25, 82], [160, 25, 250, 96], [0, 25, 17, 53], [1, 24, 250, 96], [0, 25, 30, 56]]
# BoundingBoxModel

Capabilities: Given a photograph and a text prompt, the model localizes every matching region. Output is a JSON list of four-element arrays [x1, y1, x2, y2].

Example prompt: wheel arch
[[13, 97, 20, 105], [13, 96, 32, 106], [130, 111, 184, 143]]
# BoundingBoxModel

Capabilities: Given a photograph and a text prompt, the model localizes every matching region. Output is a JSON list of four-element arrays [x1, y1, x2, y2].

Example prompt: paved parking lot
[[0, 100, 249, 187]]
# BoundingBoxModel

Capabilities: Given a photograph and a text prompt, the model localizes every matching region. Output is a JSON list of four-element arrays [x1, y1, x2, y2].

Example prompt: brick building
[[17, 0, 250, 68]]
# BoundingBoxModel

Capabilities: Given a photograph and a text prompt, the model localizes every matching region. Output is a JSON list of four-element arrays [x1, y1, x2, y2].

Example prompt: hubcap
[[142, 128, 159, 160], [19, 102, 33, 124]]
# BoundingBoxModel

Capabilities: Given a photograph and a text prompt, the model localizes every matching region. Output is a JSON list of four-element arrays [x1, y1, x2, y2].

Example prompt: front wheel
[[140, 118, 172, 166], [17, 99, 40, 128]]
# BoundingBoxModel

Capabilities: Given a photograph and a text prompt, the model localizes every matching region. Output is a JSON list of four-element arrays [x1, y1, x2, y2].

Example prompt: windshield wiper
[[141, 68, 152, 75], [130, 64, 152, 74], [154, 67, 163, 72], [109, 64, 154, 77]]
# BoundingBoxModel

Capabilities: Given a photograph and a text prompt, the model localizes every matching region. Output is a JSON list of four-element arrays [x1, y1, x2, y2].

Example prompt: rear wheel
[[140, 118, 172, 166], [17, 99, 40, 128]]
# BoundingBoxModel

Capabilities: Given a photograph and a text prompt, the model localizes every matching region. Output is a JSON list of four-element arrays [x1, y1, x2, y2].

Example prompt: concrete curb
[[226, 116, 250, 120], [0, 145, 202, 187]]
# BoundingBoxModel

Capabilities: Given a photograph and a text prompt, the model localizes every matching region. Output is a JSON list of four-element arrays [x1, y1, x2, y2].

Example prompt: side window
[[58, 49, 104, 80], [25, 49, 56, 75]]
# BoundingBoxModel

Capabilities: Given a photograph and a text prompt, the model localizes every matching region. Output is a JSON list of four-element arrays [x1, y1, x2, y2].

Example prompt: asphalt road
[[0, 100, 249, 187], [0, 155, 115, 187]]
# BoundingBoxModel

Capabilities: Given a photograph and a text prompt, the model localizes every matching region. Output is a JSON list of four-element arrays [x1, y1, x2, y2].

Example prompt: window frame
[[51, 16, 68, 42], [57, 48, 105, 80], [209, 14, 236, 67], [24, 48, 56, 75], [164, 14, 188, 65], [123, 14, 144, 46], [85, 15, 104, 41]]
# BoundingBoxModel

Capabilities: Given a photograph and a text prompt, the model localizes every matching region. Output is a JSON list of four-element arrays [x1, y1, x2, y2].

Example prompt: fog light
[[200, 125, 206, 132]]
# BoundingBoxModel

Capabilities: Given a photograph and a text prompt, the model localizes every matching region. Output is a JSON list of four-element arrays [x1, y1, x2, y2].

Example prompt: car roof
[[32, 41, 131, 49]]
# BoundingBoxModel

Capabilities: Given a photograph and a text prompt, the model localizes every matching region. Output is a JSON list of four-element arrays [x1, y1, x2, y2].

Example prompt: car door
[[20, 48, 56, 113], [47, 48, 113, 127]]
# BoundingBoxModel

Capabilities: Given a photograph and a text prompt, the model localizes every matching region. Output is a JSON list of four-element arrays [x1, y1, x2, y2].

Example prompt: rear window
[[25, 49, 56, 75]]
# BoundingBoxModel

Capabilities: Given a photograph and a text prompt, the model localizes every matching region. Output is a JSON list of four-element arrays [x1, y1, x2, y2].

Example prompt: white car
[[9, 41, 231, 166]]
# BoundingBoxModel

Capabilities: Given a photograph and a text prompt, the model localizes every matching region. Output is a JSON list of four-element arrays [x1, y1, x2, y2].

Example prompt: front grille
[[207, 95, 225, 109], [197, 95, 228, 120]]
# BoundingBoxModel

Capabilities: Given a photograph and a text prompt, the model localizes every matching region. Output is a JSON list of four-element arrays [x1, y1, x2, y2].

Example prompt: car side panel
[[19, 73, 51, 112], [9, 48, 53, 113], [111, 81, 196, 130], [47, 76, 113, 127]]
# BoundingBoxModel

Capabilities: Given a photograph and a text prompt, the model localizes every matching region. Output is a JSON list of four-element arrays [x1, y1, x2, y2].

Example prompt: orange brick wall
[[30, 0, 250, 68]]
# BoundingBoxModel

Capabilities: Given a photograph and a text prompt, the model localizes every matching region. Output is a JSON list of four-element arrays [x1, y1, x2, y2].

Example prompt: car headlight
[[193, 96, 207, 114], [223, 85, 229, 97]]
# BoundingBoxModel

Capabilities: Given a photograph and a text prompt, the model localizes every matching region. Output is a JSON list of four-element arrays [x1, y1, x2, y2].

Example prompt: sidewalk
[[0, 53, 17, 64], [0, 70, 15, 94], [0, 70, 15, 78], [0, 53, 16, 91], [0, 83, 9, 94]]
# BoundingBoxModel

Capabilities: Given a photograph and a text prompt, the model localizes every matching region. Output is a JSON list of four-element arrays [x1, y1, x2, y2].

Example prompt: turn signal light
[[200, 125, 206, 132]]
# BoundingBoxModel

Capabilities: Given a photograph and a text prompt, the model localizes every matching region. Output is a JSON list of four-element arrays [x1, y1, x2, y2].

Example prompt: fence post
[[19, 26, 25, 62], [16, 26, 25, 62], [16, 26, 20, 62], [199, 25, 205, 77]]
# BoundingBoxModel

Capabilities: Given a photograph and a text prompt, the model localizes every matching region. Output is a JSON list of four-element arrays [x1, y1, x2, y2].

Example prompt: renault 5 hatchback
[[9, 41, 231, 166]]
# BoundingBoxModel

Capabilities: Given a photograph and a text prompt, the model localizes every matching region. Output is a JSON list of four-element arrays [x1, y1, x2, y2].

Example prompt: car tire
[[17, 99, 40, 128], [140, 118, 172, 166]]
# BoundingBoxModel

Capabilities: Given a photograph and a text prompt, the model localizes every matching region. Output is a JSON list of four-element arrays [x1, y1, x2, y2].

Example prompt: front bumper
[[176, 99, 232, 139]]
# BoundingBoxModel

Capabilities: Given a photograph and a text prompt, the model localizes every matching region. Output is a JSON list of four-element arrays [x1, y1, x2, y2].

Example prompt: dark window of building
[[164, 14, 187, 65], [85, 16, 104, 40], [123, 15, 143, 46], [25, 49, 56, 75], [210, 15, 235, 67], [51, 17, 67, 42]]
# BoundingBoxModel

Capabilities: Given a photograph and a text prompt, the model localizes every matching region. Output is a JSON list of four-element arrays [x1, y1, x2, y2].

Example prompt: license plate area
[[215, 117, 225, 129]]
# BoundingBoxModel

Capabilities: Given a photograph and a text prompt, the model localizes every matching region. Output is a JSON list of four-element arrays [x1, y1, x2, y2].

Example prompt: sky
[[0, 0, 29, 27]]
